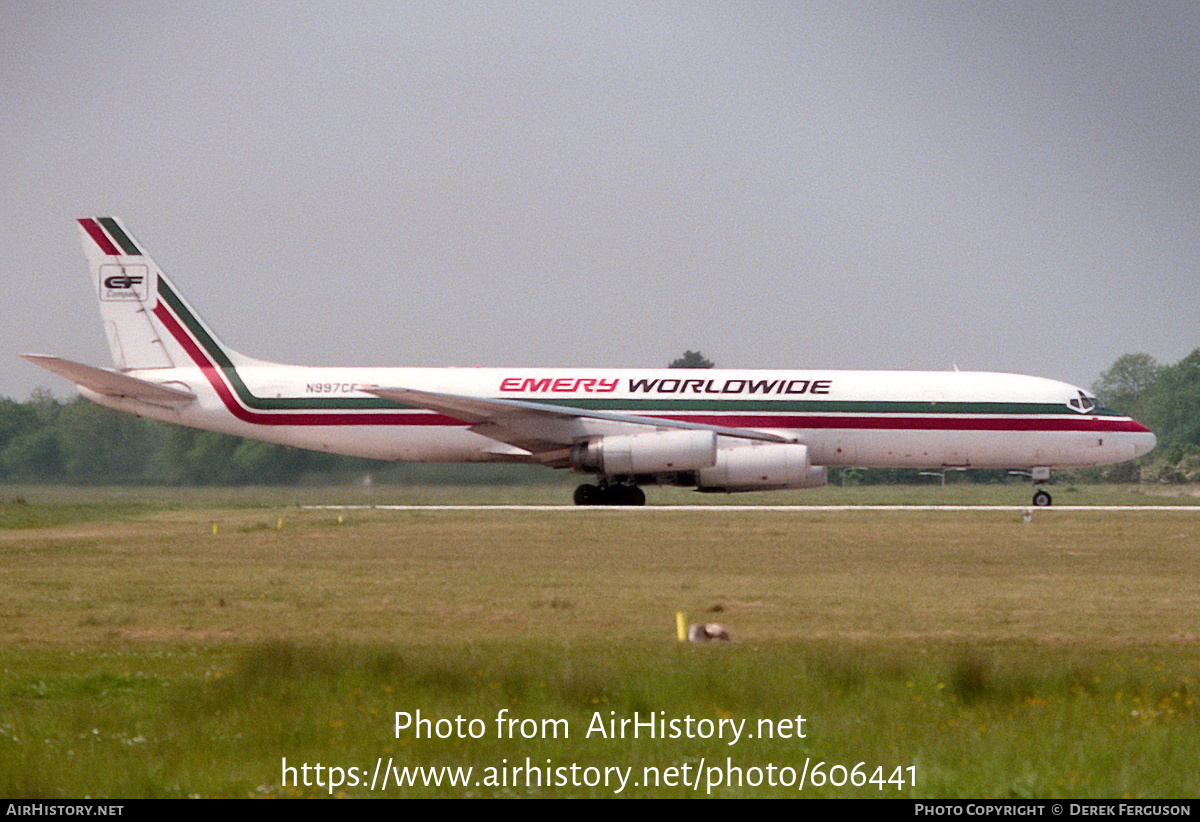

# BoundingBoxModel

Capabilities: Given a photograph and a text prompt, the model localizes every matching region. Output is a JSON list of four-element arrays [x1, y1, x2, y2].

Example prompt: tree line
[[1, 349, 1195, 485], [0, 390, 363, 484], [1090, 349, 1200, 483]]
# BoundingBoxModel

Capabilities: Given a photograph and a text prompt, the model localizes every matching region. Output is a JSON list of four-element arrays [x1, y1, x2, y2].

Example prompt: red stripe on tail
[[78, 218, 121, 256]]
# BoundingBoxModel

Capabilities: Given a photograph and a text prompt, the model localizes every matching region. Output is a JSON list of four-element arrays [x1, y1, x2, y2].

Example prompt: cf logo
[[104, 274, 144, 290]]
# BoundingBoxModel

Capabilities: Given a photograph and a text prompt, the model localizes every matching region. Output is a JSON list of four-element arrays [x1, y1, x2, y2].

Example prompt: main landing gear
[[573, 482, 646, 506], [1032, 489, 1052, 507]]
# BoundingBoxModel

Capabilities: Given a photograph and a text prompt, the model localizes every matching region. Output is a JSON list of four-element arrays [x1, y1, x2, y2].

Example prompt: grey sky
[[3, 2, 1197, 400]]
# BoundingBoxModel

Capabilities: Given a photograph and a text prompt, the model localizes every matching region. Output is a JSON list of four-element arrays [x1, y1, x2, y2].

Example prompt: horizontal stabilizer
[[20, 354, 196, 406]]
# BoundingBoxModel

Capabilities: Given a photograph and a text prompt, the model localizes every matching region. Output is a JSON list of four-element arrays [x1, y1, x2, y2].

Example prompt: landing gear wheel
[[1032, 489, 1052, 507], [574, 483, 646, 506], [574, 484, 600, 506], [611, 485, 645, 507]]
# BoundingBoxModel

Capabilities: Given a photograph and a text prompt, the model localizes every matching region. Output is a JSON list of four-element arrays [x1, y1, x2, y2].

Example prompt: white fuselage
[[85, 363, 1156, 471]]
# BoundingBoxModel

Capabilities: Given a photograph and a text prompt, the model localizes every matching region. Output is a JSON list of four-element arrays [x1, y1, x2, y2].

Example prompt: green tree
[[668, 350, 714, 369], [227, 440, 313, 484], [0, 391, 63, 480], [0, 398, 41, 451], [1145, 349, 1200, 454], [1091, 353, 1159, 411], [1091, 348, 1200, 478], [57, 397, 153, 480], [0, 428, 64, 480]]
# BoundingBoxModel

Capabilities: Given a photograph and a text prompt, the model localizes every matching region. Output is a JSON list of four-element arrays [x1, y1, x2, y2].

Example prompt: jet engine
[[697, 443, 827, 492], [572, 430, 718, 475]]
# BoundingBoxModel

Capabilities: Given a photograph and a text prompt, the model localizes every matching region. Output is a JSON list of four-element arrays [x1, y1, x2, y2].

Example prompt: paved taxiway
[[302, 505, 1200, 512]]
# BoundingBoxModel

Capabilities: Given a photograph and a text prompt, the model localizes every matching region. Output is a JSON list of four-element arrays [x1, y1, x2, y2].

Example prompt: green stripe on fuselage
[[529, 397, 1086, 416], [157, 278, 1111, 419], [157, 277, 400, 411]]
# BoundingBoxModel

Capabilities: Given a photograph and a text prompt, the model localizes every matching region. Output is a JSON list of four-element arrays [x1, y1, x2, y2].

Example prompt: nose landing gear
[[1031, 466, 1052, 507], [1010, 468, 1053, 506]]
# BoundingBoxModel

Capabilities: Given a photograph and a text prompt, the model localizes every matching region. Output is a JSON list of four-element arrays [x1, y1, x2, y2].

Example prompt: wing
[[362, 385, 793, 465], [20, 354, 196, 407]]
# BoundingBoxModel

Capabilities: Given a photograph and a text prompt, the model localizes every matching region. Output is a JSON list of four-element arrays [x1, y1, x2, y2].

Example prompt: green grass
[[0, 483, 1197, 797], [0, 498, 151, 530], [0, 641, 1195, 798]]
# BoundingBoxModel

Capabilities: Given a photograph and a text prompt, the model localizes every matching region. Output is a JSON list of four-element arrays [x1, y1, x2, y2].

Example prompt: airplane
[[21, 217, 1156, 507]]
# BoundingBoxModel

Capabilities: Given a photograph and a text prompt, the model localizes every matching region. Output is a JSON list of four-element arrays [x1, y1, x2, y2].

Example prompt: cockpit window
[[1069, 391, 1097, 413]]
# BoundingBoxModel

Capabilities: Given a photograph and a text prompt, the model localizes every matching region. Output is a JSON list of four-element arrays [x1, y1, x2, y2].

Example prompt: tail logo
[[100, 264, 149, 301]]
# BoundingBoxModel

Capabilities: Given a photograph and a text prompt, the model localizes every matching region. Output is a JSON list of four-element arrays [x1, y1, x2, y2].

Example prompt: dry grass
[[1, 501, 1197, 646]]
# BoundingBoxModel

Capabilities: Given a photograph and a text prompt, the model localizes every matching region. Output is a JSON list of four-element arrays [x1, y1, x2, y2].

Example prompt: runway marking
[[301, 504, 1200, 512]]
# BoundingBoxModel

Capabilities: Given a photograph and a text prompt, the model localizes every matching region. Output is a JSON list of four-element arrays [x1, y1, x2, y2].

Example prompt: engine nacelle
[[696, 443, 827, 492], [573, 430, 718, 476]]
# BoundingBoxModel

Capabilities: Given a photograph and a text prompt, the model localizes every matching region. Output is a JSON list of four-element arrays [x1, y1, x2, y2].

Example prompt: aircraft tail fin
[[77, 217, 252, 371]]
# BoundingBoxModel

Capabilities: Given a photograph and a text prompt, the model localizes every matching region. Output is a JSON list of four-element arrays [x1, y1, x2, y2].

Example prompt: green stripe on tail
[[97, 218, 142, 256]]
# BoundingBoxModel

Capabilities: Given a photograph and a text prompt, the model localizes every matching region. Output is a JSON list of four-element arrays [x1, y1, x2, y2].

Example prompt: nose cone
[[1123, 416, 1156, 459], [1131, 427, 1156, 459]]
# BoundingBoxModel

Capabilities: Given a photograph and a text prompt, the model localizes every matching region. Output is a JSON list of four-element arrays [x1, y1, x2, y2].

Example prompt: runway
[[301, 504, 1200, 512]]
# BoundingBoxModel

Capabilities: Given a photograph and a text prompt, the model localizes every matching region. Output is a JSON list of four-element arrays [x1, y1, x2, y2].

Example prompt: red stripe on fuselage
[[78, 218, 121, 256], [152, 300, 464, 427], [151, 299, 1151, 435]]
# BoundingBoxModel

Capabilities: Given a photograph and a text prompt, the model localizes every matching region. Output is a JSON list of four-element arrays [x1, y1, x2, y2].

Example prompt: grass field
[[0, 483, 1197, 798]]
